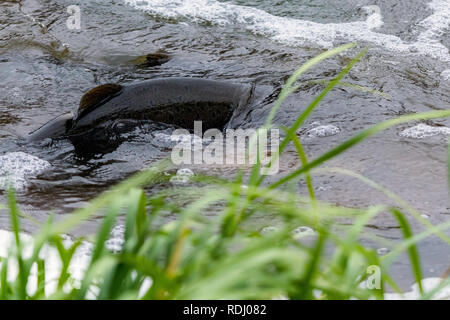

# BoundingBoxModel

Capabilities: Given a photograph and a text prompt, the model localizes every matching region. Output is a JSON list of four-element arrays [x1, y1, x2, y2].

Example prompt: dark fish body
[[26, 78, 254, 144], [69, 78, 252, 134], [25, 112, 74, 143]]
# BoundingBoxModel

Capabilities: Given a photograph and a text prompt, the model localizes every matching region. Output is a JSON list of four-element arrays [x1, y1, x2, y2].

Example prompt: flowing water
[[0, 0, 449, 290]]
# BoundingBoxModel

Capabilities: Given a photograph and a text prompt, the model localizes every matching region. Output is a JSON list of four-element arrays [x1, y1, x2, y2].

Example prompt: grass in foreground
[[1, 43, 450, 300]]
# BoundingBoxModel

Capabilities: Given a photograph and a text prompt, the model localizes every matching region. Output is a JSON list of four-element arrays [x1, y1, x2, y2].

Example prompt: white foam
[[292, 226, 316, 237], [260, 226, 278, 234], [123, 0, 450, 63], [154, 132, 204, 149], [0, 229, 92, 297], [0, 152, 51, 192], [385, 277, 450, 300], [176, 168, 195, 176], [170, 168, 194, 184], [0, 226, 135, 298], [0, 229, 448, 299], [376, 247, 390, 255], [442, 69, 450, 81], [304, 125, 341, 138], [399, 123, 450, 139], [105, 225, 125, 253], [138, 277, 153, 298]]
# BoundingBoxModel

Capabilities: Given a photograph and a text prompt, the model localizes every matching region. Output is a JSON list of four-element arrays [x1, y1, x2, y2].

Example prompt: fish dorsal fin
[[77, 83, 123, 119]]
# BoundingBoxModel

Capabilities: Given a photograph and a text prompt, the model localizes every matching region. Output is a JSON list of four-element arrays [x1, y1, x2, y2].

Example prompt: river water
[[0, 0, 449, 289]]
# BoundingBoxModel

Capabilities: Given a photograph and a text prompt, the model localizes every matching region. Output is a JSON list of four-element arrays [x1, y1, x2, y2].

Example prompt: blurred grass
[[0, 43, 449, 300]]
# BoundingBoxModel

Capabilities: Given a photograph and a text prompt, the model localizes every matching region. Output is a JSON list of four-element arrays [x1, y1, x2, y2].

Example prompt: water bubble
[[177, 168, 194, 176], [304, 125, 341, 138], [260, 226, 278, 234], [377, 247, 389, 255], [110, 225, 125, 238], [170, 168, 194, 184], [170, 175, 190, 184], [105, 238, 124, 254], [292, 226, 315, 236], [362, 5, 383, 30], [441, 69, 450, 81]]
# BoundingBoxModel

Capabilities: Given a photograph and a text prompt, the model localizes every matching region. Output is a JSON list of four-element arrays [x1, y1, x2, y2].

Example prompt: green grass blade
[[264, 43, 356, 126], [270, 109, 450, 189], [391, 208, 423, 294], [290, 133, 317, 212], [291, 231, 326, 299], [420, 277, 450, 300], [260, 47, 368, 179], [0, 258, 8, 299], [50, 159, 170, 236], [306, 79, 390, 99], [316, 167, 450, 244], [7, 189, 28, 299]]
